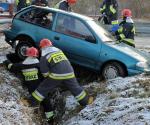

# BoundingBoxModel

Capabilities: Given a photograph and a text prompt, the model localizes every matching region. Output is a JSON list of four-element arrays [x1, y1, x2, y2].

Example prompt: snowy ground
[[1, 34, 150, 125]]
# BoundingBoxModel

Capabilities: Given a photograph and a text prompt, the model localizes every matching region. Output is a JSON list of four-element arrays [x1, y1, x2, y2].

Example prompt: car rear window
[[17, 8, 56, 29]]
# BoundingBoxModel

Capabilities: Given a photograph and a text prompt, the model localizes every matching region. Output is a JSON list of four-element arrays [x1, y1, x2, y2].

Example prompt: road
[[135, 36, 150, 48]]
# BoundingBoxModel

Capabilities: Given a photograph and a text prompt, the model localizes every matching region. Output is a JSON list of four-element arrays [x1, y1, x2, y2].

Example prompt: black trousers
[[26, 82, 52, 112], [36, 77, 88, 106]]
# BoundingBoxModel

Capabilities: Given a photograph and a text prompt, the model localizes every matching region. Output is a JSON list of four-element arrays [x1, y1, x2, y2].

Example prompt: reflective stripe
[[122, 39, 135, 46], [16, 0, 19, 5], [111, 20, 119, 25], [22, 68, 38, 81], [54, 2, 60, 9], [32, 90, 45, 102], [132, 27, 136, 34], [54, 0, 66, 9], [110, 5, 116, 14], [16, 0, 30, 5], [118, 26, 123, 33], [45, 111, 54, 119], [47, 51, 68, 63], [22, 68, 38, 72], [42, 72, 49, 77], [8, 63, 13, 69], [49, 72, 75, 80], [76, 91, 87, 101], [26, 0, 30, 4], [100, 5, 106, 12], [119, 34, 125, 39]]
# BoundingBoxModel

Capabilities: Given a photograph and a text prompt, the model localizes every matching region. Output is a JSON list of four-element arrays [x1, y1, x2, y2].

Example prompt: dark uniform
[[16, 0, 31, 11], [115, 17, 135, 47], [54, 0, 71, 11], [4, 55, 53, 120], [32, 46, 88, 107], [100, 0, 118, 25], [32, 0, 48, 6]]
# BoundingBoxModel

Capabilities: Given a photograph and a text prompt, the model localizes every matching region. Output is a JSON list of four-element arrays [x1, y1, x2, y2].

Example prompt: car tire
[[102, 62, 126, 80], [15, 41, 33, 60]]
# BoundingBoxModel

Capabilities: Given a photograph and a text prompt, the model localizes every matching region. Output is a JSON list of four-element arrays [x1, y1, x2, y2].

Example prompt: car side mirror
[[85, 36, 96, 43]]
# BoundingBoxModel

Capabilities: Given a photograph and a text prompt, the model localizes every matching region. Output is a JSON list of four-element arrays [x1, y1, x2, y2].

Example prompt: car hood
[[110, 42, 150, 63]]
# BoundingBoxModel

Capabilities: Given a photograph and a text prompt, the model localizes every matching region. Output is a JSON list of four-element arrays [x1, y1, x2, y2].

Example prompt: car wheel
[[102, 62, 126, 80], [15, 41, 33, 60]]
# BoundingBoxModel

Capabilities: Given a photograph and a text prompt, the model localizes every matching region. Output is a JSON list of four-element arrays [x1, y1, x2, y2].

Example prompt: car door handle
[[54, 36, 60, 40]]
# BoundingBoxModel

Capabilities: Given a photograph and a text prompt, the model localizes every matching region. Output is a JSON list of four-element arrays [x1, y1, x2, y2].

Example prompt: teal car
[[3, 6, 150, 79]]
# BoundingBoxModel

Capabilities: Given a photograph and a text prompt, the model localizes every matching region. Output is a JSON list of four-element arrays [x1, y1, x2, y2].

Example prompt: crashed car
[[3, 5, 150, 79]]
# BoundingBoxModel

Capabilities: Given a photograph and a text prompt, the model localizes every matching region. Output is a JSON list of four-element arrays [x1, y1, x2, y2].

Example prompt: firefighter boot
[[20, 96, 40, 107], [88, 96, 94, 105]]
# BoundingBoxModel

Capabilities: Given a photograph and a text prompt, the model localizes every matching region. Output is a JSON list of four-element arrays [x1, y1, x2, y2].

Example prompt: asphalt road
[[135, 36, 150, 48]]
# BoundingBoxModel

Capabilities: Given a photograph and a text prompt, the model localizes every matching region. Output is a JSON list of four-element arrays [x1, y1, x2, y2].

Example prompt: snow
[[1, 34, 150, 125], [64, 75, 150, 125]]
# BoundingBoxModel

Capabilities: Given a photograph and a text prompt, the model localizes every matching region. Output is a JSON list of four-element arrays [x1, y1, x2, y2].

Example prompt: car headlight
[[136, 61, 149, 68]]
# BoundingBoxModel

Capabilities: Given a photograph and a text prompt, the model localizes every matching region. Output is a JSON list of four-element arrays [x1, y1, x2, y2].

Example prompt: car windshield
[[87, 20, 115, 42]]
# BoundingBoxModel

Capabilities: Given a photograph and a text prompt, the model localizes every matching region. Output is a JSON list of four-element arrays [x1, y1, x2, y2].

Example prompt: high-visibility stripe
[[49, 72, 75, 80], [22, 69, 38, 81], [16, 0, 19, 5], [8, 63, 13, 69], [110, 5, 116, 14], [54, 3, 60, 9], [118, 26, 123, 33], [76, 91, 86, 101], [42, 72, 49, 77], [32, 90, 44, 102], [111, 20, 119, 25], [45, 111, 54, 119], [100, 5, 106, 12], [26, 0, 30, 4], [16, 0, 31, 5], [22, 68, 38, 72], [132, 27, 136, 34], [48, 52, 67, 63], [54, 0, 66, 9], [122, 39, 135, 46], [119, 34, 125, 39]]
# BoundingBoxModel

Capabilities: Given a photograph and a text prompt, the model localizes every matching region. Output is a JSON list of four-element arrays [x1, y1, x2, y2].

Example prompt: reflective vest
[[116, 20, 135, 47]]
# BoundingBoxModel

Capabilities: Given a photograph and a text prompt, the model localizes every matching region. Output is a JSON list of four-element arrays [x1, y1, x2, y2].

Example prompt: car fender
[[14, 33, 37, 47]]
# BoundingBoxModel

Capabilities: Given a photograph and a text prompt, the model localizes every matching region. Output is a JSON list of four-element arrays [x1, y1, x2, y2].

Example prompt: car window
[[55, 14, 96, 43], [18, 8, 56, 29]]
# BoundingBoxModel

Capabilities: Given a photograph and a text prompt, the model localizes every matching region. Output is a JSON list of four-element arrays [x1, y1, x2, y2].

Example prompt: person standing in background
[[54, 0, 77, 11], [7, 0, 14, 17], [16, 0, 31, 11], [31, 0, 48, 6]]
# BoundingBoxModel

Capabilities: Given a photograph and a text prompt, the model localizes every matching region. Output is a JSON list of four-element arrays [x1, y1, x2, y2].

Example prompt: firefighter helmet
[[122, 9, 132, 17], [67, 0, 77, 4], [26, 47, 39, 57], [39, 39, 53, 48]]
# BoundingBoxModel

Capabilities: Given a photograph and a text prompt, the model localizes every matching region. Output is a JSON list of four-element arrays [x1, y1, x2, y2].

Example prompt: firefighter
[[99, 0, 118, 25], [3, 47, 54, 123], [7, 0, 15, 17], [54, 0, 77, 11], [115, 9, 135, 47], [31, 0, 48, 6], [27, 39, 93, 121], [16, 0, 31, 11]]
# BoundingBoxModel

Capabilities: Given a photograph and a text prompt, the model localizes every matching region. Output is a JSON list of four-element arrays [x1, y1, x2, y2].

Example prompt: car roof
[[26, 5, 93, 21]]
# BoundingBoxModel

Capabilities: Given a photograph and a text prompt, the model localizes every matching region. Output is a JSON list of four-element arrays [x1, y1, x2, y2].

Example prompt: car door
[[50, 13, 101, 69]]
